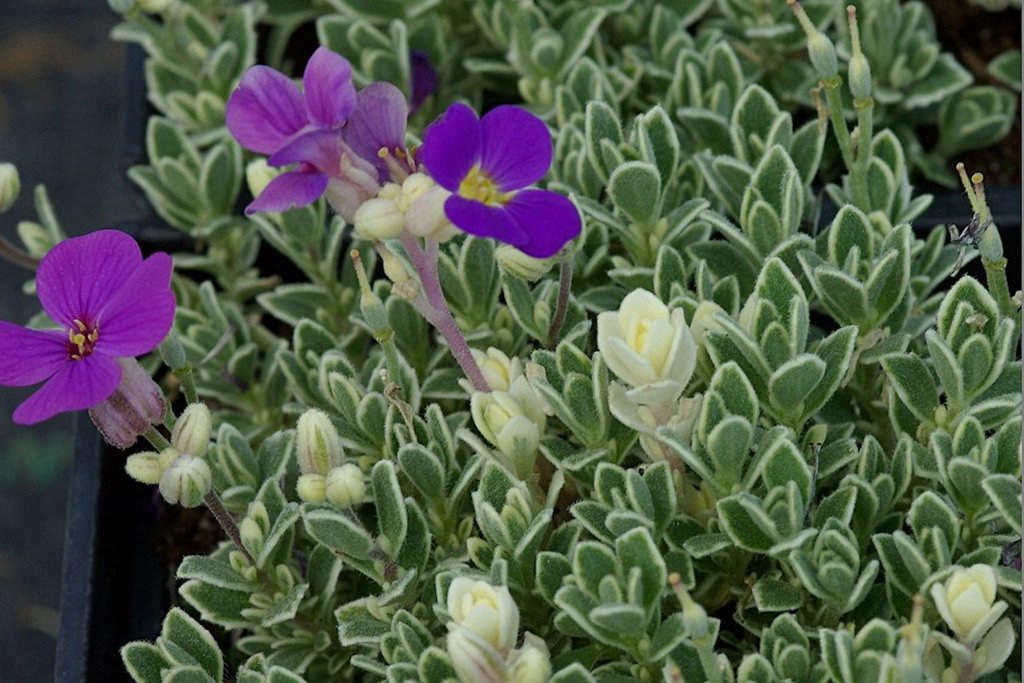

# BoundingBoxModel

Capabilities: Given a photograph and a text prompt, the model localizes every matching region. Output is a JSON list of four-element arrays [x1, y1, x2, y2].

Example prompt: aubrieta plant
[[0, 0, 1019, 681]]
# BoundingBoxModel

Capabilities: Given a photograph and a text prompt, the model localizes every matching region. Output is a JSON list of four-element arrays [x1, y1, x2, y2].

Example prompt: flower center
[[67, 319, 99, 360], [459, 166, 509, 206]]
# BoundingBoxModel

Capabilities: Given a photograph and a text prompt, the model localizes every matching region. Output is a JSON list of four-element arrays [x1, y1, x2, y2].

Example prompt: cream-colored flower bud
[[447, 577, 520, 652], [509, 634, 551, 683], [124, 451, 165, 485], [807, 33, 838, 79], [470, 347, 520, 392], [597, 289, 697, 404], [296, 473, 327, 503], [353, 197, 404, 241], [495, 245, 555, 282], [239, 516, 264, 558], [930, 564, 1007, 643], [447, 625, 508, 683], [405, 184, 455, 241], [848, 53, 872, 100], [398, 173, 434, 207], [158, 454, 212, 508], [689, 301, 726, 348], [296, 409, 343, 476], [0, 162, 21, 213], [324, 153, 380, 222], [470, 376, 546, 478], [325, 464, 365, 507], [171, 403, 211, 457], [245, 158, 277, 199], [379, 245, 411, 284]]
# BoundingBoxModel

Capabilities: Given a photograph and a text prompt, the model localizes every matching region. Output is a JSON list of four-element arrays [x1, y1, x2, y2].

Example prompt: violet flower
[[226, 47, 377, 218], [418, 103, 580, 259], [0, 230, 175, 425], [409, 50, 439, 115], [343, 82, 414, 183]]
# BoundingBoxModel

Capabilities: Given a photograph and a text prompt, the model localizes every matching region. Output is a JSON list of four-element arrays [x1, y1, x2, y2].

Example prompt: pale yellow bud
[[353, 197, 404, 241], [495, 245, 555, 282], [325, 464, 366, 507], [170, 403, 211, 457], [930, 564, 1007, 643], [158, 454, 212, 508], [0, 162, 21, 213], [245, 158, 277, 199], [296, 409, 343, 476], [124, 451, 165, 485], [447, 577, 520, 652], [296, 473, 327, 503]]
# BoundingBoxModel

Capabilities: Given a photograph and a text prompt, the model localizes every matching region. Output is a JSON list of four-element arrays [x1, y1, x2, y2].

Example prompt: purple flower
[[0, 230, 175, 425], [343, 82, 413, 183], [418, 103, 580, 258], [226, 47, 378, 217], [409, 51, 439, 115]]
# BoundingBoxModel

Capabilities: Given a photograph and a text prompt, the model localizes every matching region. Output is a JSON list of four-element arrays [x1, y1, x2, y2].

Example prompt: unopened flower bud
[[0, 162, 21, 213], [245, 158, 277, 199], [171, 403, 211, 457], [124, 451, 165, 485], [239, 516, 264, 557], [495, 245, 555, 282], [296, 409, 343, 476], [378, 245, 410, 284], [326, 464, 365, 507], [354, 197, 405, 241], [297, 473, 327, 502], [405, 185, 455, 241], [157, 329, 187, 370], [930, 564, 1007, 644], [470, 347, 519, 392], [470, 376, 546, 478], [158, 454, 212, 507], [509, 634, 551, 683], [447, 577, 520, 651], [447, 626, 508, 683], [324, 153, 380, 222], [88, 358, 166, 449], [597, 289, 697, 405]]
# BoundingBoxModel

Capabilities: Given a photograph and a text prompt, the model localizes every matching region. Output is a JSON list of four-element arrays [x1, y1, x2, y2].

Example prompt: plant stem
[[0, 235, 39, 271], [143, 425, 172, 451], [176, 364, 199, 404], [203, 490, 257, 567], [823, 77, 870, 210], [983, 256, 1021, 338], [546, 257, 574, 349], [399, 234, 489, 392]]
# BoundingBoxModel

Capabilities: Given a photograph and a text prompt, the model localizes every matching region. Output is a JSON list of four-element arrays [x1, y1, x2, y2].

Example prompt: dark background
[[0, 0, 134, 678]]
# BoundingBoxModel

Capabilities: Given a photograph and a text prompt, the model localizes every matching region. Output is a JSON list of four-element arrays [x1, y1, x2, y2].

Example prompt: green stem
[[982, 256, 1020, 337], [176, 364, 199, 404], [823, 78, 870, 210], [203, 490, 257, 568], [143, 425, 172, 451]]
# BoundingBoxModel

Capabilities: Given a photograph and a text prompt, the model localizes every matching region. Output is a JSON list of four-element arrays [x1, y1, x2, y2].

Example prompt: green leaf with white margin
[[261, 583, 309, 628], [301, 505, 374, 561], [616, 527, 667, 617], [759, 437, 813, 504], [550, 663, 598, 683], [907, 491, 961, 552], [160, 608, 223, 681], [904, 53, 972, 109], [752, 577, 804, 612], [768, 354, 826, 420], [122, 642, 172, 683], [637, 106, 680, 186], [372, 460, 408, 554], [608, 161, 662, 226], [926, 330, 964, 409], [801, 326, 857, 419], [162, 667, 214, 683], [881, 353, 939, 424], [982, 474, 1023, 535], [989, 50, 1022, 92], [398, 443, 446, 501], [718, 494, 779, 552]]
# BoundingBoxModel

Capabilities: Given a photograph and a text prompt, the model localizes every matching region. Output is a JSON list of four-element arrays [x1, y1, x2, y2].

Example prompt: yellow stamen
[[459, 166, 511, 206]]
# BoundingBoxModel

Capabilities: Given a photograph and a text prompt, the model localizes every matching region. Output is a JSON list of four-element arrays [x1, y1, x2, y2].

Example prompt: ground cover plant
[[0, 0, 1020, 681]]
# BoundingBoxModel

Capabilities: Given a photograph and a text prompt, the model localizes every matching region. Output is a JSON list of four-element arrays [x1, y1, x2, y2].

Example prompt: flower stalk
[[546, 255, 574, 349], [398, 233, 489, 392]]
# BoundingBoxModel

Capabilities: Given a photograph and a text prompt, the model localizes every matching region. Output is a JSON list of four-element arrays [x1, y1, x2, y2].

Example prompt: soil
[[925, 0, 1023, 184]]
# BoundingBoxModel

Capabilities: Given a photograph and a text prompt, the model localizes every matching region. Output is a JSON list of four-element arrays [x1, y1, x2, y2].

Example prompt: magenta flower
[[418, 103, 580, 258], [343, 81, 413, 182], [226, 46, 375, 215], [0, 230, 175, 425]]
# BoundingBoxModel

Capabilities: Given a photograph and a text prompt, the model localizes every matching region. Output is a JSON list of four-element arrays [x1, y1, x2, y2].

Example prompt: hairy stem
[[176, 364, 199, 404], [203, 490, 256, 567], [823, 78, 870, 210], [143, 425, 172, 451], [400, 234, 489, 392]]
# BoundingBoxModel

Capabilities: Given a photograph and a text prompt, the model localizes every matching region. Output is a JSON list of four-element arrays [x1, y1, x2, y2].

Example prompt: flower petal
[[95, 253, 176, 357], [480, 105, 552, 191], [246, 170, 329, 214], [444, 195, 527, 245], [502, 189, 581, 258], [343, 82, 409, 180], [409, 50, 439, 114], [268, 129, 342, 173], [303, 47, 356, 129], [0, 322, 67, 386], [226, 65, 307, 155], [12, 352, 120, 425], [419, 102, 481, 191], [36, 229, 143, 328]]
